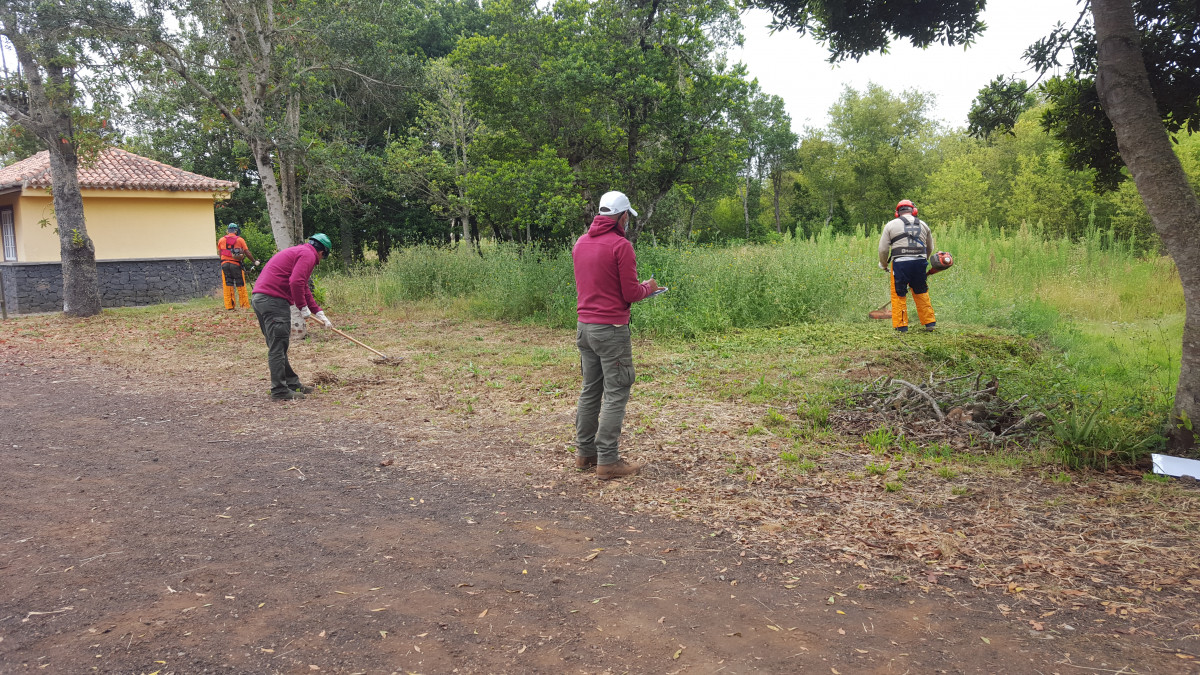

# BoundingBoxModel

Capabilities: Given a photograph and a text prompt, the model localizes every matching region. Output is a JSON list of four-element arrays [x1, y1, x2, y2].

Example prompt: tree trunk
[[279, 93, 304, 246], [1092, 0, 1200, 448], [339, 215, 353, 265], [743, 172, 751, 238], [627, 189, 670, 244], [46, 142, 102, 317], [252, 139, 294, 249], [772, 170, 783, 233]]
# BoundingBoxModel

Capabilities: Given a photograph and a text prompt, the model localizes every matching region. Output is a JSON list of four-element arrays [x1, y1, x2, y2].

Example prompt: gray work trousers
[[251, 293, 302, 397], [575, 322, 636, 465]]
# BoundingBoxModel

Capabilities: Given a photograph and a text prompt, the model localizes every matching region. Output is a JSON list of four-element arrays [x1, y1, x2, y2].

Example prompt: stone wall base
[[1, 257, 221, 315]]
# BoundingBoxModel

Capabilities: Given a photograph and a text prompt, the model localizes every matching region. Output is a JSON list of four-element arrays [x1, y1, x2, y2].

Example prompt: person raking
[[250, 234, 334, 401], [571, 191, 658, 480]]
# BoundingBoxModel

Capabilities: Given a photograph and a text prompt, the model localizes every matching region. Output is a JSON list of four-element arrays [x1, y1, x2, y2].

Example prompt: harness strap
[[889, 215, 927, 259]]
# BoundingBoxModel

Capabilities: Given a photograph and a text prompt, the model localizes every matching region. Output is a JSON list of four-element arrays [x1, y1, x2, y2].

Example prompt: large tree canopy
[[1036, 1, 1200, 190], [752, 0, 986, 62]]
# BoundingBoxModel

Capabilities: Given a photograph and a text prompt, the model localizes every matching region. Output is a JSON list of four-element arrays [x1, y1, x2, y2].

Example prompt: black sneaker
[[924, 322, 936, 332], [291, 384, 315, 394], [272, 390, 306, 401], [895, 326, 908, 333]]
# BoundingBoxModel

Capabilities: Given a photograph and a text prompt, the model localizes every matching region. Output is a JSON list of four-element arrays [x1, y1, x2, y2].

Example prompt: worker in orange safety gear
[[217, 223, 257, 310], [878, 200, 936, 333]]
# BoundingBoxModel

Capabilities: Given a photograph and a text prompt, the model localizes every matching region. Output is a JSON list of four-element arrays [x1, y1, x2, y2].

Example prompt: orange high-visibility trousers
[[221, 262, 250, 309], [889, 268, 935, 329]]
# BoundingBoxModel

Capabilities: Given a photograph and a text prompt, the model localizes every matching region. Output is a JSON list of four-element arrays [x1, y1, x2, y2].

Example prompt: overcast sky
[[732, 0, 1087, 131]]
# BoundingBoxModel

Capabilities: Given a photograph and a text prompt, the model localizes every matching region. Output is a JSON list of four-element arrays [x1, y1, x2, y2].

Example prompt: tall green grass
[[327, 222, 1182, 337]]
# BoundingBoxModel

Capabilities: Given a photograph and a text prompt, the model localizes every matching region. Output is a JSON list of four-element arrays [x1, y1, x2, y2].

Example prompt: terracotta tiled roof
[[0, 148, 238, 193]]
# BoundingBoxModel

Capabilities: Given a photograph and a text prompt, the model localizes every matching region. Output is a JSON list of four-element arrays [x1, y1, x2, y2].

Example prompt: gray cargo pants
[[575, 322, 635, 465], [251, 293, 302, 397]]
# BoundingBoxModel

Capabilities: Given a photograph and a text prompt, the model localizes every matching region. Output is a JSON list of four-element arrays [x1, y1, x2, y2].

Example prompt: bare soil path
[[0, 355, 1189, 675]]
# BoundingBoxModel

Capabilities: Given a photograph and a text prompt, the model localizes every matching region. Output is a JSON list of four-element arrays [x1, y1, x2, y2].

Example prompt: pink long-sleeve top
[[253, 243, 322, 312], [572, 215, 653, 325]]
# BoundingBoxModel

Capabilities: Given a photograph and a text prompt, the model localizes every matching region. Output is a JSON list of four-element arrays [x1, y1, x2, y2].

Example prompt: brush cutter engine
[[930, 251, 953, 271]]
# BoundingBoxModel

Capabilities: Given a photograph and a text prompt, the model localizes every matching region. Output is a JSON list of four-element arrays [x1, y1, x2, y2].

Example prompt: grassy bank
[[322, 224, 1183, 465]]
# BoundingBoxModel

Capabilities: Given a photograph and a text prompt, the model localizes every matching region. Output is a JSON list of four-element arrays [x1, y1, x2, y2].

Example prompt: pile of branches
[[833, 373, 1046, 446]]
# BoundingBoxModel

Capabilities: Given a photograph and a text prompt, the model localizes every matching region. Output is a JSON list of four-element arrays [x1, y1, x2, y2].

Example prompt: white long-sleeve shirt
[[878, 215, 934, 266]]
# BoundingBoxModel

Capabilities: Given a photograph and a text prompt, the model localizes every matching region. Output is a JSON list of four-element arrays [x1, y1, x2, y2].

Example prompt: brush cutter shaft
[[306, 316, 391, 359]]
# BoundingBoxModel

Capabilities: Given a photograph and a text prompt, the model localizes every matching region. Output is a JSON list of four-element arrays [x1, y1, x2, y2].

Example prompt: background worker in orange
[[217, 223, 257, 310], [878, 199, 936, 333]]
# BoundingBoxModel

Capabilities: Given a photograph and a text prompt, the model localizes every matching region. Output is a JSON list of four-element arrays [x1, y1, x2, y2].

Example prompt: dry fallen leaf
[[518, 644, 527, 654], [837, 628, 845, 635], [980, 636, 991, 644], [478, 609, 489, 618], [672, 646, 684, 660], [766, 624, 780, 631], [261, 648, 274, 654], [582, 552, 599, 562]]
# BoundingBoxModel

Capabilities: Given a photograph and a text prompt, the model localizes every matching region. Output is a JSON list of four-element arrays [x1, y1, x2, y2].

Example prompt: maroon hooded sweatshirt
[[572, 215, 653, 325]]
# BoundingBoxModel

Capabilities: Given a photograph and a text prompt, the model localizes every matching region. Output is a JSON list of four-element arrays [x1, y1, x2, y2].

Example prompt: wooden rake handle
[[306, 316, 391, 360]]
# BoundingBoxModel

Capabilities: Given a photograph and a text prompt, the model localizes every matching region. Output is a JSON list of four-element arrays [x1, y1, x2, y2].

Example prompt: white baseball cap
[[598, 191, 638, 217]]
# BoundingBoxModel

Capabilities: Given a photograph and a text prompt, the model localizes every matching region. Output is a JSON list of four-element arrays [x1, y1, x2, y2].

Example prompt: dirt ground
[[2, 309, 1199, 674]]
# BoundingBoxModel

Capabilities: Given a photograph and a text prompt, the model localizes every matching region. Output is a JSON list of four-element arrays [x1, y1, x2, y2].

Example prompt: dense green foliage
[[3, 0, 1197, 255]]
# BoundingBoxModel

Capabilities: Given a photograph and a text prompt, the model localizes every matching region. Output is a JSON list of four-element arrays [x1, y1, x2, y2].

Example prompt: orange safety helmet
[[895, 199, 917, 218]]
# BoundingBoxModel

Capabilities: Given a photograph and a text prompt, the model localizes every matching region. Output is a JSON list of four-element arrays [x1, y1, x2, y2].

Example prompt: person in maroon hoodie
[[250, 234, 334, 401], [572, 191, 659, 480]]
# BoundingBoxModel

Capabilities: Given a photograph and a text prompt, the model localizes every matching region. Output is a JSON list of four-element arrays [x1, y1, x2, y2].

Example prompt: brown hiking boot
[[596, 459, 643, 481], [575, 454, 598, 470]]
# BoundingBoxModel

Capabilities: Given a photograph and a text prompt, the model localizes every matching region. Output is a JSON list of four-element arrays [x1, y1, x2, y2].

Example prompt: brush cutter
[[307, 316, 403, 365], [869, 252, 953, 320]]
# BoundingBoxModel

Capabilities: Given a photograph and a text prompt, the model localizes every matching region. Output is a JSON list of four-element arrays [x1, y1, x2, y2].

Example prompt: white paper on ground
[[1151, 453, 1200, 479]]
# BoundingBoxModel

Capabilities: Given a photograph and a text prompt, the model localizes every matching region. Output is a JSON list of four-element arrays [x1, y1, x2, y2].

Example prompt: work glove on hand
[[289, 305, 308, 340], [300, 306, 312, 320], [879, 262, 888, 271], [314, 310, 332, 329]]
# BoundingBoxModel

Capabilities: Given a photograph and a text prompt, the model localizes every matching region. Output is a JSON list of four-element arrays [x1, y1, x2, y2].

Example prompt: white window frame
[[1, 207, 14, 262]]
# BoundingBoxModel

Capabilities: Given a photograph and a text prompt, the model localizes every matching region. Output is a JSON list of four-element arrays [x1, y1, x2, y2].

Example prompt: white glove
[[289, 306, 308, 340], [314, 310, 332, 328], [879, 262, 887, 271], [300, 306, 312, 320]]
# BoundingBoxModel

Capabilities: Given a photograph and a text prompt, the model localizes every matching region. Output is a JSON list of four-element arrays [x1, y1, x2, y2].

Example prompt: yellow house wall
[[11, 189, 226, 263]]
